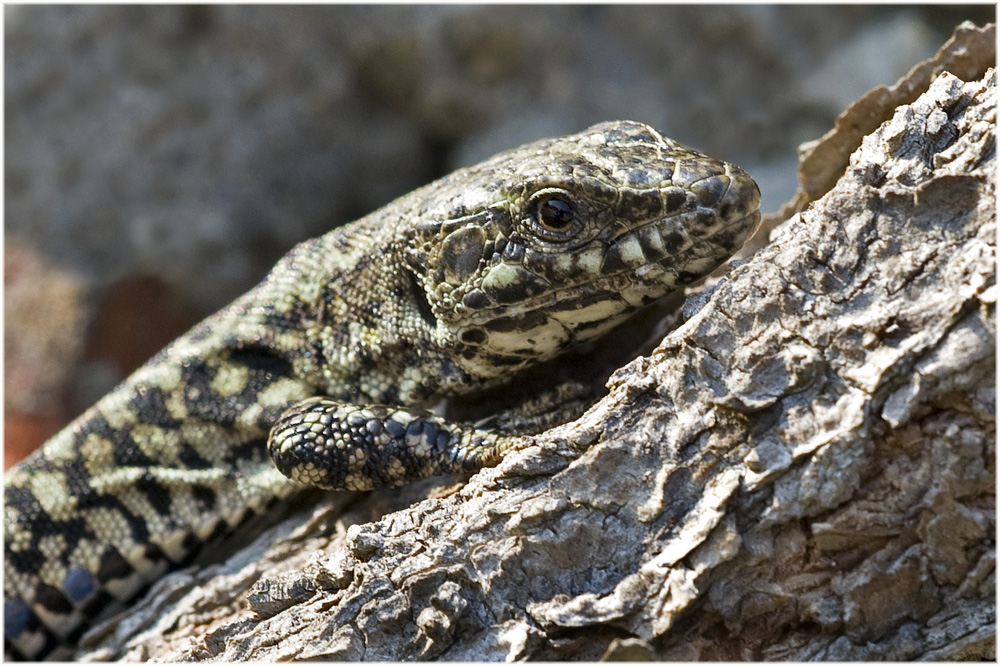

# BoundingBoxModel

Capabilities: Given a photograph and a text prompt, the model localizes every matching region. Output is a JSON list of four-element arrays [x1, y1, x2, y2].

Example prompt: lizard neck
[[277, 228, 452, 407]]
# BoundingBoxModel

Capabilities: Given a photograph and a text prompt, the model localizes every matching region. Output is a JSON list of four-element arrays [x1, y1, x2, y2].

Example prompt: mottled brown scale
[[5, 121, 760, 660]]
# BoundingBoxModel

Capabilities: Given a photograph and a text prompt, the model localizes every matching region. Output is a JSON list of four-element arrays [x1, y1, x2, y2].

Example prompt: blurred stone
[[75, 275, 200, 410], [4, 241, 86, 465], [3, 413, 66, 471], [5, 5, 433, 313]]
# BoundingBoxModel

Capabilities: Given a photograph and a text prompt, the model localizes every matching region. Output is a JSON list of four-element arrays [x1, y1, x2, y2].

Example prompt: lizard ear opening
[[407, 268, 437, 329]]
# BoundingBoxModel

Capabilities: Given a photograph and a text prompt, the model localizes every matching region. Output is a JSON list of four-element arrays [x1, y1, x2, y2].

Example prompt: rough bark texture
[[777, 20, 995, 223], [80, 43, 995, 663]]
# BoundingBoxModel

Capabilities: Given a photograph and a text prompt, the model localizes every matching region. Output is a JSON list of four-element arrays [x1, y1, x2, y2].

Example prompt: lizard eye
[[532, 195, 576, 235]]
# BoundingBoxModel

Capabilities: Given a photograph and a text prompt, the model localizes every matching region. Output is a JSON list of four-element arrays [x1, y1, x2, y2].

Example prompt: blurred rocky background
[[4, 5, 992, 465]]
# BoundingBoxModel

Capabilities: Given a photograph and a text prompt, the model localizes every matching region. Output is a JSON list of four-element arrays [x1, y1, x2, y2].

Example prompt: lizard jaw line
[[452, 207, 761, 327]]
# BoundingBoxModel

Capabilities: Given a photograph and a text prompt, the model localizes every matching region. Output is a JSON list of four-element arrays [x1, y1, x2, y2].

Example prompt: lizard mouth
[[473, 204, 760, 314], [449, 205, 761, 363], [457, 163, 761, 320]]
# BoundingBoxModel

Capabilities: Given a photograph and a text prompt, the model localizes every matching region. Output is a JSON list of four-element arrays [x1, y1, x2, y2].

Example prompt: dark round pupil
[[537, 197, 574, 231]]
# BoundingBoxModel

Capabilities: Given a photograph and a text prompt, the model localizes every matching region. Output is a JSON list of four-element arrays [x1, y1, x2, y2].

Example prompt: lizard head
[[403, 120, 761, 381]]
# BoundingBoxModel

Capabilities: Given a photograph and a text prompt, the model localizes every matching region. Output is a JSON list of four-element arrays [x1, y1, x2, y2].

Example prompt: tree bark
[[81, 28, 995, 662]]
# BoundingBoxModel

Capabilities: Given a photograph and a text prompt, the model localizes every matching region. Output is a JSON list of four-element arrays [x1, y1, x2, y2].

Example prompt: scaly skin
[[4, 120, 760, 659]]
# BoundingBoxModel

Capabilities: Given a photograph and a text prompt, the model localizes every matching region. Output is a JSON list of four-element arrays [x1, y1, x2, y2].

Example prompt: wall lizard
[[4, 120, 760, 659]]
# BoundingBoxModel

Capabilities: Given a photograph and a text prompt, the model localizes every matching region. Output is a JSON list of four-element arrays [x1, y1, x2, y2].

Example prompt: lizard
[[4, 120, 761, 660]]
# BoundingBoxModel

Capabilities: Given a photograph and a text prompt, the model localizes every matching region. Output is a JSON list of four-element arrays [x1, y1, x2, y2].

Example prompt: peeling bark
[[795, 21, 995, 204], [81, 43, 995, 663], [752, 21, 995, 249]]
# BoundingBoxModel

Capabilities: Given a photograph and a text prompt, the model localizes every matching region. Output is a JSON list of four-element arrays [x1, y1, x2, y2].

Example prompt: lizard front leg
[[268, 397, 518, 491]]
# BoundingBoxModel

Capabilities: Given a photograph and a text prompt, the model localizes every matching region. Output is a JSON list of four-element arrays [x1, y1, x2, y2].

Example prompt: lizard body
[[4, 121, 760, 659]]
